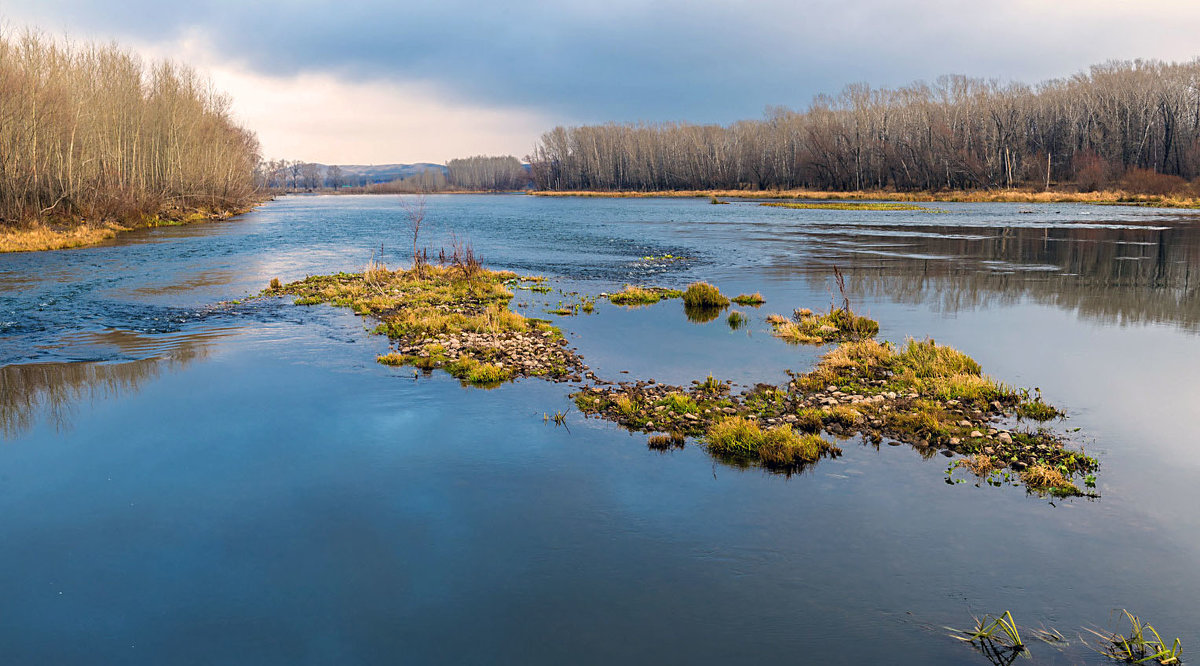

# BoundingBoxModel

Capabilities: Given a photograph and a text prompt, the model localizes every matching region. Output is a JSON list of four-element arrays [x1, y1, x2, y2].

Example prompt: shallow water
[[1, 194, 1198, 663]]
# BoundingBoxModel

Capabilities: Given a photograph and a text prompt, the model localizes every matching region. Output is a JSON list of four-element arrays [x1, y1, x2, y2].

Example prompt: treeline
[[353, 168, 448, 193], [0, 30, 261, 227], [530, 60, 1200, 194], [446, 155, 528, 190], [261, 155, 529, 193]]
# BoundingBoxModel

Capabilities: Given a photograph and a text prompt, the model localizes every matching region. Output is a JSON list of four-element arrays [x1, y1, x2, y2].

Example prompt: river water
[[1, 194, 1197, 663]]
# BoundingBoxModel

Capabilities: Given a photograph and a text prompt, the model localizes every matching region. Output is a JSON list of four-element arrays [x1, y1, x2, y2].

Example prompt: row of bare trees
[[446, 155, 528, 190], [530, 60, 1200, 193], [0, 30, 260, 227]]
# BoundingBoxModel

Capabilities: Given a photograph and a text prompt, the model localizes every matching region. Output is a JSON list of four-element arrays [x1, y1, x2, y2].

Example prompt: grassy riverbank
[[0, 204, 260, 253], [528, 188, 1200, 208]]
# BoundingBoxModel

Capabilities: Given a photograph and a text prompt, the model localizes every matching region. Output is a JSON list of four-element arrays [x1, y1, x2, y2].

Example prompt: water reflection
[[0, 328, 227, 438], [766, 220, 1200, 331]]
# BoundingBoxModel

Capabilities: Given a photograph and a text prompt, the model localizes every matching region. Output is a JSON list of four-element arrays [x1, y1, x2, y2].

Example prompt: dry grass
[[529, 187, 1200, 209], [0, 222, 124, 252], [961, 454, 999, 477], [648, 432, 686, 450], [1020, 464, 1080, 496]]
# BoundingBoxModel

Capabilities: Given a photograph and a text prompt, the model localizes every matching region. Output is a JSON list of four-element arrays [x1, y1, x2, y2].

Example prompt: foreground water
[[1, 194, 1198, 663]]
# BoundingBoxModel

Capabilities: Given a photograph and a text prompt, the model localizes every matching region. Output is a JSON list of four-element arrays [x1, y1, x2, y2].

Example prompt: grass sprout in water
[[1085, 610, 1183, 665], [951, 611, 1027, 662]]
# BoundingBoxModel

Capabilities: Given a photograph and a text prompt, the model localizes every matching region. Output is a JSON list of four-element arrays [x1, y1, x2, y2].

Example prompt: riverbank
[[0, 202, 262, 253], [528, 187, 1200, 208]]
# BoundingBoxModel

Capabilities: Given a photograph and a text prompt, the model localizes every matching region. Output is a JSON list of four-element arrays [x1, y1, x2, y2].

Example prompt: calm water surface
[[1, 194, 1198, 663]]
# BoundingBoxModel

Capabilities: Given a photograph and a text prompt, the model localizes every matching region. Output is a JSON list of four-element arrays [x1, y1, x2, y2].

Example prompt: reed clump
[[683, 282, 730, 308], [705, 417, 840, 468]]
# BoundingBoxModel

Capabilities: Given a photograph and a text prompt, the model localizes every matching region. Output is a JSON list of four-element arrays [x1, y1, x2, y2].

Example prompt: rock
[[970, 431, 984, 438], [959, 419, 972, 427], [949, 437, 961, 445], [990, 400, 1003, 411], [998, 432, 1013, 445]]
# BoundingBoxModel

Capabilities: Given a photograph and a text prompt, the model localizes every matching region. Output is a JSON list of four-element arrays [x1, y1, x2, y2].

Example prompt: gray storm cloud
[[8, 0, 1200, 124]]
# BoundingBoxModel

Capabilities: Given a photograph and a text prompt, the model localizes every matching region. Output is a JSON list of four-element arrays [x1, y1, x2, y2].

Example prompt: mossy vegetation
[[727, 310, 748, 329], [266, 263, 583, 388]]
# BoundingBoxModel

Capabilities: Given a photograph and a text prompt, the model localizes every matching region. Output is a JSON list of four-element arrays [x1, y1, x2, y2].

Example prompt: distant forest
[[258, 156, 528, 193], [0, 31, 260, 227], [529, 60, 1200, 194]]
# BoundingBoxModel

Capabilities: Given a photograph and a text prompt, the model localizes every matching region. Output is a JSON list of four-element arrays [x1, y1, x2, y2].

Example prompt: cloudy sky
[[6, 1, 1200, 164]]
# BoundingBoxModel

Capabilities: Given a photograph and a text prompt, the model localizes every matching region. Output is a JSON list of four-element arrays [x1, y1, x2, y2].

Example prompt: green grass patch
[[731, 292, 765, 305], [609, 285, 661, 305]]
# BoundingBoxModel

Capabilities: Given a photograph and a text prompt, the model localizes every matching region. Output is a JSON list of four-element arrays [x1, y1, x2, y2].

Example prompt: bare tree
[[401, 192, 427, 277], [326, 165, 344, 190], [527, 58, 1200, 195], [0, 28, 260, 228]]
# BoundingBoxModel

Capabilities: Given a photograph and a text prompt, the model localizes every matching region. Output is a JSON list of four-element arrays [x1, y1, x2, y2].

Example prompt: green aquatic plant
[[1016, 390, 1062, 421], [727, 310, 748, 329], [952, 610, 1026, 651], [698, 374, 723, 394], [1086, 610, 1182, 665], [544, 409, 569, 426]]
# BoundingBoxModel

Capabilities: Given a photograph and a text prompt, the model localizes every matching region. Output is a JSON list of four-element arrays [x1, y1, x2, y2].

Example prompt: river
[[1, 194, 1197, 663]]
